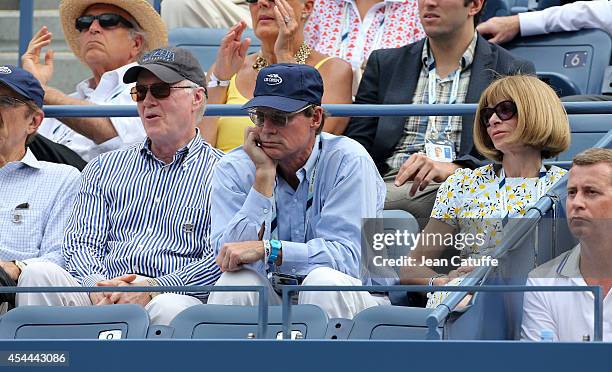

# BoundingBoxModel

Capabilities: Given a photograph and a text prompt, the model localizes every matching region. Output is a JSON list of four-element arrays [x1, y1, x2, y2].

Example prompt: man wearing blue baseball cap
[[0, 65, 80, 310], [209, 63, 392, 319]]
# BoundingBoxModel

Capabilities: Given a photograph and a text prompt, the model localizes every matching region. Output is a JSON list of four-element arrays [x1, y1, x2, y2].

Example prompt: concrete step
[[0, 10, 65, 43], [0, 0, 61, 11], [0, 51, 90, 93]]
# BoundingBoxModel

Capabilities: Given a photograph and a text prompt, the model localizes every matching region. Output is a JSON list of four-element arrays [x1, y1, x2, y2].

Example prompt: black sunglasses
[[130, 83, 197, 102], [75, 13, 134, 32], [479, 100, 517, 127]]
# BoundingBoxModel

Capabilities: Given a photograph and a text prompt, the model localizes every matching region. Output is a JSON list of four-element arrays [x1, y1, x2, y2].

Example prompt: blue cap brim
[[242, 95, 311, 112], [0, 79, 42, 108]]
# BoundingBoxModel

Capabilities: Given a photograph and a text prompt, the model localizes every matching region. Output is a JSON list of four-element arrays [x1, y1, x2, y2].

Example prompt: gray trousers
[[383, 170, 440, 230]]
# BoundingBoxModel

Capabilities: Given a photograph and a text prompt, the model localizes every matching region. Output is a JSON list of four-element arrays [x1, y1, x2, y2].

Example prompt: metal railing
[[39, 101, 612, 118]]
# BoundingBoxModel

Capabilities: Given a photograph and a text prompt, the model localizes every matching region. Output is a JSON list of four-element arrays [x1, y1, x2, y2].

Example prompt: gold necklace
[[252, 43, 312, 71]]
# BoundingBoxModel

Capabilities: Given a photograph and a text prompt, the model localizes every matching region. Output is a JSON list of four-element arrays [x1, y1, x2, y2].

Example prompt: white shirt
[[519, 1, 612, 37], [521, 245, 612, 341], [38, 63, 146, 162]]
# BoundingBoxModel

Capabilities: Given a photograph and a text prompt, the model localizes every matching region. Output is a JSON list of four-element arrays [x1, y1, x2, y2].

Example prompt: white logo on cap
[[263, 73, 282, 86], [0, 66, 12, 74]]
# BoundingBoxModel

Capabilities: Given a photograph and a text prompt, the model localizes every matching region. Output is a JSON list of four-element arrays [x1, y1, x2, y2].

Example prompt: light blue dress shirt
[[0, 149, 80, 266], [63, 132, 223, 299], [211, 133, 389, 285]]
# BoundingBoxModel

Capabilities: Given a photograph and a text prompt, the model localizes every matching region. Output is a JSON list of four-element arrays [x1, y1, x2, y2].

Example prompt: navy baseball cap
[[242, 63, 323, 112], [0, 65, 44, 108]]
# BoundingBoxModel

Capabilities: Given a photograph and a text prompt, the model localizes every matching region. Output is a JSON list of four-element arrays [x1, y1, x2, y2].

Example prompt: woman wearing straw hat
[[21, 0, 167, 162]]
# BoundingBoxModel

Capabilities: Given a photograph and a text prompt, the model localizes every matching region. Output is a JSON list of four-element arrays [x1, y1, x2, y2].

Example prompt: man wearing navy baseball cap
[[0, 65, 80, 310], [209, 63, 393, 319]]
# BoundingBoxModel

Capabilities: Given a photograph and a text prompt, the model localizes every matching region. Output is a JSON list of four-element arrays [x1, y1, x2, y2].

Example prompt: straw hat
[[60, 0, 168, 62]]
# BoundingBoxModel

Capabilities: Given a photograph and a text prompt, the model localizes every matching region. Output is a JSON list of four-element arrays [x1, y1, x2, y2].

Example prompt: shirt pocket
[[0, 208, 45, 252]]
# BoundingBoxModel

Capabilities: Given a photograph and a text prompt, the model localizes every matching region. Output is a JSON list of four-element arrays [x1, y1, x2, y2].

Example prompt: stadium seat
[[0, 305, 149, 339], [480, 0, 510, 23], [324, 318, 354, 340], [549, 115, 612, 167], [505, 29, 612, 96], [380, 210, 421, 306], [147, 325, 175, 339], [349, 306, 440, 340], [170, 304, 328, 339], [168, 28, 262, 72]]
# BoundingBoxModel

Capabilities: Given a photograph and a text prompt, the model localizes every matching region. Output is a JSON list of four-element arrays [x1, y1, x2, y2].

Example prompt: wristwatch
[[13, 260, 27, 273], [207, 72, 231, 88]]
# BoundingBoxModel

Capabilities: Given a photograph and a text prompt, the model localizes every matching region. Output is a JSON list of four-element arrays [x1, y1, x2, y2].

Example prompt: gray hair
[[128, 23, 147, 60]]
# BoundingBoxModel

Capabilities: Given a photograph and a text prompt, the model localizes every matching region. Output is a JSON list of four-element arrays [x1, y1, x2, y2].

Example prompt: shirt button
[[154, 198, 161, 203], [137, 245, 144, 250], [147, 227, 153, 234], [263, 208, 269, 214], [291, 269, 296, 274]]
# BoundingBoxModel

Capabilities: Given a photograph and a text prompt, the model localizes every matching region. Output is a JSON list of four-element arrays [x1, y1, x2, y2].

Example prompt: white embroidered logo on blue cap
[[0, 66, 12, 74], [263, 73, 282, 86]]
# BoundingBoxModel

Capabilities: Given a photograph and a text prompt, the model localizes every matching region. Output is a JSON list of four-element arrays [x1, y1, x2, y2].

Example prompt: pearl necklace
[[252, 43, 312, 71]]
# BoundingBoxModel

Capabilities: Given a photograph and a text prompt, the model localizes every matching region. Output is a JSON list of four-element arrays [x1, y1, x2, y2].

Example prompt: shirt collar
[[16, 148, 42, 169], [75, 62, 138, 99], [139, 128, 204, 167], [422, 31, 478, 73], [556, 244, 582, 279], [296, 135, 322, 183]]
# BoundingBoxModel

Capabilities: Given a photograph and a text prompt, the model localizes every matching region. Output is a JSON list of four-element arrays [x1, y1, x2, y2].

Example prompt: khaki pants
[[383, 170, 440, 230], [208, 267, 389, 319], [161, 0, 252, 29], [16, 262, 202, 325]]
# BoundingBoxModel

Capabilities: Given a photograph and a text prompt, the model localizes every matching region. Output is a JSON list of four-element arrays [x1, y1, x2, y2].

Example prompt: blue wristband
[[268, 239, 282, 265]]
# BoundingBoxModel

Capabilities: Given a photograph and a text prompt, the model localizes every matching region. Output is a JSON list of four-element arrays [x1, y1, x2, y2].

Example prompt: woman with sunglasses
[[399, 75, 570, 307], [201, 0, 353, 153]]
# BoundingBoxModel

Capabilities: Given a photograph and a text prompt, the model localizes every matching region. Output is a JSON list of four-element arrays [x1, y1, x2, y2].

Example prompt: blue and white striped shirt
[[63, 132, 223, 298], [0, 149, 80, 267]]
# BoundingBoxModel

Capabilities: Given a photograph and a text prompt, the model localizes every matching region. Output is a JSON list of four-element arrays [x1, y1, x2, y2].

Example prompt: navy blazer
[[345, 34, 536, 175]]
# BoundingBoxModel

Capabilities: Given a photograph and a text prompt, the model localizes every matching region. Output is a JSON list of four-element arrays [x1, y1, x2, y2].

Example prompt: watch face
[[270, 240, 282, 249]]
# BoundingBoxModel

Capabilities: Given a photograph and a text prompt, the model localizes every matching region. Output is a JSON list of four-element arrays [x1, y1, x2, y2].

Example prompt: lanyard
[[427, 60, 461, 140], [498, 165, 548, 227], [270, 139, 323, 241], [338, 1, 389, 65]]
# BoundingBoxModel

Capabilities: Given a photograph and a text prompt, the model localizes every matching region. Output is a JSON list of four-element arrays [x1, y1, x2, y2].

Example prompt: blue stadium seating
[[549, 115, 612, 167], [349, 306, 441, 340], [168, 28, 262, 72], [480, 0, 511, 23], [170, 304, 328, 339], [0, 305, 149, 339], [505, 29, 612, 96]]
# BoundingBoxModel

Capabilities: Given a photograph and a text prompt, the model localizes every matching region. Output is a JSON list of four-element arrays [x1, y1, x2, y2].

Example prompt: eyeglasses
[[0, 95, 30, 107], [247, 105, 312, 128], [479, 100, 517, 127], [130, 83, 197, 102], [75, 13, 134, 32]]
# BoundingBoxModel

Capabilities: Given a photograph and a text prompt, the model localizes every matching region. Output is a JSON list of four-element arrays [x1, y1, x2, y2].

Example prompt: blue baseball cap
[[0, 65, 44, 108], [242, 63, 323, 112]]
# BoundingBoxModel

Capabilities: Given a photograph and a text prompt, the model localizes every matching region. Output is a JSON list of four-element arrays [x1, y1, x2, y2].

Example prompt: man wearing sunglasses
[[208, 64, 392, 319], [17, 48, 223, 326], [20, 0, 167, 163], [345, 0, 535, 229], [0, 65, 80, 311]]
